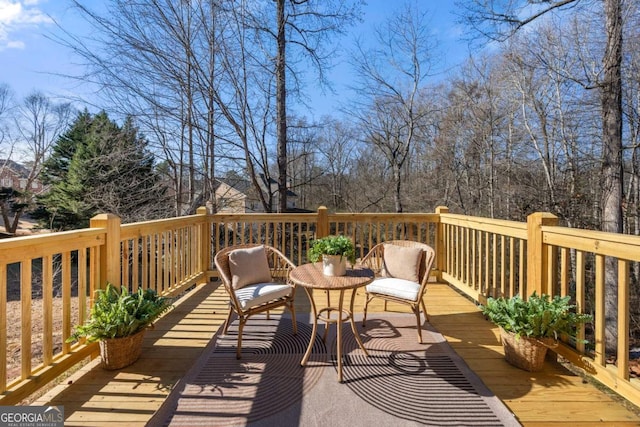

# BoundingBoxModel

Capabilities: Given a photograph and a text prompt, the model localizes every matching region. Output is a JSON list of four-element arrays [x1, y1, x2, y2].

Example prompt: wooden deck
[[34, 281, 640, 426]]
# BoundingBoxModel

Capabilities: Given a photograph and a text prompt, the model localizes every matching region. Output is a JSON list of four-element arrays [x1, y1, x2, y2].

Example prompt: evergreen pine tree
[[37, 111, 168, 230]]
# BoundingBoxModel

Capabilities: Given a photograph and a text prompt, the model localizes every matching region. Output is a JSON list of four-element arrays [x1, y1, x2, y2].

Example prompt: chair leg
[[362, 294, 371, 327], [421, 299, 429, 322], [288, 301, 298, 335], [223, 307, 234, 335], [236, 316, 246, 359], [414, 305, 423, 344]]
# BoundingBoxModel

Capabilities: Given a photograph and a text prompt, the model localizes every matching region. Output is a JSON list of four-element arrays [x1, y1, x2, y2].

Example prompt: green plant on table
[[481, 292, 591, 342], [67, 283, 172, 342], [308, 235, 356, 264]]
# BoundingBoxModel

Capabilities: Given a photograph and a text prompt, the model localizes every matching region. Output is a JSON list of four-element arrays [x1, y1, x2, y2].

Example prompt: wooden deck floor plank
[[443, 346, 505, 359], [524, 424, 640, 427], [58, 386, 173, 397], [461, 357, 572, 374], [60, 394, 168, 404], [438, 331, 500, 344], [147, 331, 218, 340], [59, 410, 154, 422], [490, 385, 618, 401], [130, 347, 204, 360], [507, 401, 640, 422]]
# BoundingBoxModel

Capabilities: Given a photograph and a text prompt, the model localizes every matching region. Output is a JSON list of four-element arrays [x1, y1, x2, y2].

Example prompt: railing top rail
[[209, 212, 442, 222], [210, 213, 318, 221], [542, 224, 640, 260], [121, 213, 208, 239], [542, 224, 640, 244], [440, 213, 527, 239], [0, 228, 106, 264], [122, 212, 207, 227], [327, 212, 441, 221]]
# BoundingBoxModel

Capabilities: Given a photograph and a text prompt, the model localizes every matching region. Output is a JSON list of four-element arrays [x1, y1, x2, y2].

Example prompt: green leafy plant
[[308, 235, 356, 264], [67, 283, 172, 342], [481, 292, 591, 341]]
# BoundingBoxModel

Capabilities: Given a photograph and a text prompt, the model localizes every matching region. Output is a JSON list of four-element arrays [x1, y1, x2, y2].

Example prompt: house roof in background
[[0, 159, 30, 177], [216, 175, 298, 198], [215, 177, 253, 195]]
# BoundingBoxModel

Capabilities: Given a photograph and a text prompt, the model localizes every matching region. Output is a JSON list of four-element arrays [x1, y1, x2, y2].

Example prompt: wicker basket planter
[[500, 328, 555, 372], [99, 328, 146, 370], [68, 284, 172, 370], [482, 293, 591, 372]]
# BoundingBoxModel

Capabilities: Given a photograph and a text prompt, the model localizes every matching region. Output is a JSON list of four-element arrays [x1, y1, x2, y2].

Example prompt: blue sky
[[0, 0, 470, 117]]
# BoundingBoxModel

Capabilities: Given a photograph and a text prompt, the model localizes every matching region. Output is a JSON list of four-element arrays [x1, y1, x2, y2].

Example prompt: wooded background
[[0, 0, 638, 237]]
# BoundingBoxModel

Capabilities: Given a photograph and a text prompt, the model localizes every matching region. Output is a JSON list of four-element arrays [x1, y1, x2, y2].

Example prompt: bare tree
[[625, 3, 640, 241], [0, 84, 13, 154], [350, 3, 437, 213], [286, 117, 322, 210], [60, 0, 359, 214], [242, 0, 362, 212], [61, 0, 222, 215], [14, 93, 73, 175], [458, 0, 624, 354], [1, 92, 73, 233]]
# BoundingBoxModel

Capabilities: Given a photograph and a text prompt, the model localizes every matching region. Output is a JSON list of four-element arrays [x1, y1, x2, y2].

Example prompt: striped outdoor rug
[[149, 314, 520, 426]]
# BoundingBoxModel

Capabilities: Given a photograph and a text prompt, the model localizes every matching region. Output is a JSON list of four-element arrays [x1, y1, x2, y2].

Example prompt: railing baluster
[[560, 247, 569, 297], [142, 236, 149, 291], [122, 240, 130, 288], [78, 249, 88, 338], [150, 234, 157, 293], [132, 239, 139, 292], [62, 252, 71, 354], [0, 263, 6, 394], [21, 260, 31, 380], [43, 255, 53, 365], [483, 232, 489, 295], [594, 254, 605, 366], [618, 259, 629, 380], [519, 242, 525, 296], [576, 250, 586, 353], [509, 237, 515, 297], [500, 235, 506, 297]]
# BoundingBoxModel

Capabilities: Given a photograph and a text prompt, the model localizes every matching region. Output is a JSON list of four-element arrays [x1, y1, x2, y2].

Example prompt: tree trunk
[[276, 0, 288, 213], [601, 0, 623, 354], [393, 164, 403, 213]]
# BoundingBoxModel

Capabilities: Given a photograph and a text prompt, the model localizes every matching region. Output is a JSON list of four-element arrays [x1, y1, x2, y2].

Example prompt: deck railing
[[0, 206, 638, 408]]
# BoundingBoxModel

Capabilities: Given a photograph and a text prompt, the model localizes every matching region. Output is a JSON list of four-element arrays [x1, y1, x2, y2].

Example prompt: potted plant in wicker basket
[[67, 283, 172, 370], [481, 292, 591, 372], [308, 235, 356, 276]]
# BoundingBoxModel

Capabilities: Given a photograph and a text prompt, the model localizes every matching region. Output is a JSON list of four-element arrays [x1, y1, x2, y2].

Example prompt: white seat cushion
[[366, 277, 420, 301], [234, 282, 292, 310]]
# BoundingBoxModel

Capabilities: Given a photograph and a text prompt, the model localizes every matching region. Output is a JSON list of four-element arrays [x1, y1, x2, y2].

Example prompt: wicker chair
[[214, 244, 297, 358], [360, 240, 435, 343]]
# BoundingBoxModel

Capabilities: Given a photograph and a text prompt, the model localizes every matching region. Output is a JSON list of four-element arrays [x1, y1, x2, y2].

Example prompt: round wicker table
[[289, 262, 374, 382]]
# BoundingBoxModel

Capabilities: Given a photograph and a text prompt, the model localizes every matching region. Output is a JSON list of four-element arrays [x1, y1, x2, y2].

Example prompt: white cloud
[[6, 39, 23, 49], [0, 0, 53, 51]]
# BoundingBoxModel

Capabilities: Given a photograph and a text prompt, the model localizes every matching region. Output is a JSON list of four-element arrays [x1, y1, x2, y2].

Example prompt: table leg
[[301, 287, 318, 367], [322, 290, 331, 342], [349, 288, 369, 356], [337, 289, 344, 382]]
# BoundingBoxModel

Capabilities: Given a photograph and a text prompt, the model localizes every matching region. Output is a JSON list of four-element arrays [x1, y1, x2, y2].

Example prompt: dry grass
[[6, 296, 89, 403]]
